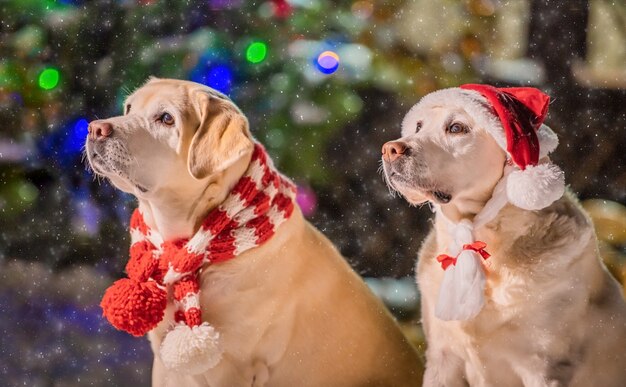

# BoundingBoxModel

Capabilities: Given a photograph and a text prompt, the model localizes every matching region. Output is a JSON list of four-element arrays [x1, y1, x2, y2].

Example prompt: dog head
[[381, 88, 507, 207], [381, 86, 562, 212], [84, 78, 254, 199]]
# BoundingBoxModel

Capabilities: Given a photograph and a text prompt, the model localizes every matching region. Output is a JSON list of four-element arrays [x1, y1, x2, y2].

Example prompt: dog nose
[[88, 121, 113, 140], [382, 141, 408, 162]]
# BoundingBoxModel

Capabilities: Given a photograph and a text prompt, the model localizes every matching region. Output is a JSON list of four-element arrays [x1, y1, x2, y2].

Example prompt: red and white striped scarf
[[100, 143, 296, 373]]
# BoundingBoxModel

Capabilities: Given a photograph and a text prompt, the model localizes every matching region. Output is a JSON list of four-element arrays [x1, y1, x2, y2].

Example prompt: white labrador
[[84, 78, 422, 387], [381, 87, 626, 386]]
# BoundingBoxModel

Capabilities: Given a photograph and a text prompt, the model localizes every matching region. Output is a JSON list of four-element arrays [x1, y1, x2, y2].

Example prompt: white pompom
[[435, 250, 486, 321], [506, 163, 565, 211], [160, 322, 222, 375]]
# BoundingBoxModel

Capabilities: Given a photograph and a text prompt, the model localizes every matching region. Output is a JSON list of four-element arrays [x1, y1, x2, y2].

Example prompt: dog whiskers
[[131, 153, 140, 168], [121, 85, 132, 99], [378, 161, 399, 198], [386, 184, 398, 198]]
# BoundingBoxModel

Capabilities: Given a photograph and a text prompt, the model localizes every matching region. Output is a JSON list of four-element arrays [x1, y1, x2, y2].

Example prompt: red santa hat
[[403, 84, 564, 210]]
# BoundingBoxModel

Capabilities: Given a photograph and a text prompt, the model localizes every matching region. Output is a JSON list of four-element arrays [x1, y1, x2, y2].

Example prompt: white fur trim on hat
[[160, 322, 222, 374], [537, 124, 559, 158]]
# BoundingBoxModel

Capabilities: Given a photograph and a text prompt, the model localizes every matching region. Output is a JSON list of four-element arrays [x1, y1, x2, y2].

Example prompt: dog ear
[[187, 92, 253, 179]]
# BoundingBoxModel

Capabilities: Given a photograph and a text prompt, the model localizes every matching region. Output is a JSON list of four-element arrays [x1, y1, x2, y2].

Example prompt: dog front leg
[[423, 348, 468, 387]]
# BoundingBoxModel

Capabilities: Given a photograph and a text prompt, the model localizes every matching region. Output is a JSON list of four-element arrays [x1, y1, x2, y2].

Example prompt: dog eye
[[159, 112, 175, 126], [415, 121, 422, 133], [447, 122, 467, 134]]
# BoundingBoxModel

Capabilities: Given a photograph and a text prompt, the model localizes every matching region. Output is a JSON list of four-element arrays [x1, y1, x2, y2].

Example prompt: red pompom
[[101, 278, 167, 337]]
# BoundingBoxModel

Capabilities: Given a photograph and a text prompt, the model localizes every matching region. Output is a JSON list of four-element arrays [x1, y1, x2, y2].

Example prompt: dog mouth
[[383, 164, 452, 205], [432, 191, 451, 203], [384, 169, 409, 194], [87, 151, 108, 175], [86, 148, 149, 193]]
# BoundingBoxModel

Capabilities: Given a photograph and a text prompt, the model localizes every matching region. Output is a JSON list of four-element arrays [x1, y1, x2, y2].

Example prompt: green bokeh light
[[38, 67, 60, 90], [246, 42, 268, 64], [17, 181, 39, 203]]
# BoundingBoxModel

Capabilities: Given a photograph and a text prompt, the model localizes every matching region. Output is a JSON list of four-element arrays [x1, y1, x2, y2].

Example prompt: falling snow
[[1, 0, 625, 385]]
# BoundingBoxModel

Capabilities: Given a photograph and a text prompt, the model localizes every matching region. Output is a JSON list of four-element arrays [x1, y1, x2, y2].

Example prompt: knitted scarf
[[100, 143, 296, 374]]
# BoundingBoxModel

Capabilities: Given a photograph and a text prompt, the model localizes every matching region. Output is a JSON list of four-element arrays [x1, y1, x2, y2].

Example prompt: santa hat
[[404, 84, 564, 210]]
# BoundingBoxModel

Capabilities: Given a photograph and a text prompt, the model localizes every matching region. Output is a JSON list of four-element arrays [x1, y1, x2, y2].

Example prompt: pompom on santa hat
[[414, 83, 564, 210]]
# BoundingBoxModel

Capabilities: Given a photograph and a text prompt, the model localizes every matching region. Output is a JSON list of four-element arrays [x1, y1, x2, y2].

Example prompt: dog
[[84, 77, 422, 386], [381, 84, 626, 386]]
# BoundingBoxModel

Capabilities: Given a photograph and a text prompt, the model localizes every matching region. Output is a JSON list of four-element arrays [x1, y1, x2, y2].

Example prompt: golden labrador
[[85, 78, 422, 387], [381, 85, 626, 386]]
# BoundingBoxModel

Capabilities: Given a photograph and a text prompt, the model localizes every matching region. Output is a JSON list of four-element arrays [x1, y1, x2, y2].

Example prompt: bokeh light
[[190, 63, 234, 94], [38, 67, 60, 90], [246, 41, 268, 64], [316, 51, 340, 74], [16, 181, 39, 203], [351, 0, 374, 19], [296, 184, 317, 217], [64, 118, 90, 155], [207, 64, 234, 94]]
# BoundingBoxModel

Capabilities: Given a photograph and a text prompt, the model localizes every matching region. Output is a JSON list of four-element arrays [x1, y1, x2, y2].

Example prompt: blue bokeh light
[[316, 51, 340, 75], [64, 118, 89, 155], [37, 117, 90, 167], [190, 63, 234, 95]]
